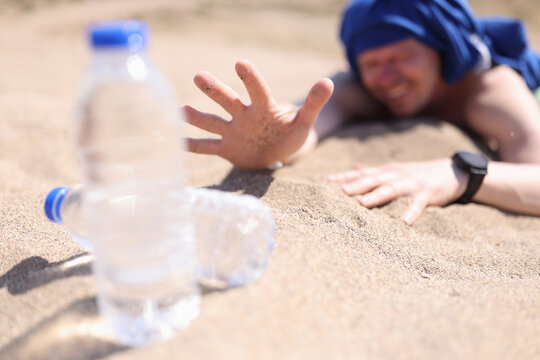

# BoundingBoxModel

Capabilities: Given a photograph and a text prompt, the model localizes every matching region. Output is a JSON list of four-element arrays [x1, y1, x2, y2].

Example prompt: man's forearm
[[473, 162, 540, 215]]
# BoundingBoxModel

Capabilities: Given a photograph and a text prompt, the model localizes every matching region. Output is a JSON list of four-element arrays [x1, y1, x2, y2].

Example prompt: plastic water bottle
[[44, 185, 92, 251], [44, 185, 276, 289], [72, 20, 199, 346]]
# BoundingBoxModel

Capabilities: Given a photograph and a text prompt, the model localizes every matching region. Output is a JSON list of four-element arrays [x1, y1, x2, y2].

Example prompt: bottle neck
[[90, 47, 151, 80], [91, 47, 148, 61]]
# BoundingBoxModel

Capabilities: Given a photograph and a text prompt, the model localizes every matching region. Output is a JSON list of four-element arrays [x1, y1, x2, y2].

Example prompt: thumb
[[297, 78, 334, 128], [402, 193, 428, 226]]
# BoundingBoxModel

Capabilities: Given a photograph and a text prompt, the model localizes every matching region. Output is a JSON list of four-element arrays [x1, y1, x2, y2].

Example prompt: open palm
[[184, 59, 334, 170]]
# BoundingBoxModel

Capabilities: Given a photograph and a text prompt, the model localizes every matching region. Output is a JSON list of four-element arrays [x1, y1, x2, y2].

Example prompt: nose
[[376, 63, 399, 86]]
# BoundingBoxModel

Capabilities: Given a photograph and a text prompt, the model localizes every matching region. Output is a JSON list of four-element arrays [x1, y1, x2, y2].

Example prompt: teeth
[[387, 85, 408, 99]]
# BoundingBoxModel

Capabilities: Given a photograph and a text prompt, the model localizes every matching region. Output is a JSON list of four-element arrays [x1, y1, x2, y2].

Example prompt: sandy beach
[[1, 1, 539, 359]]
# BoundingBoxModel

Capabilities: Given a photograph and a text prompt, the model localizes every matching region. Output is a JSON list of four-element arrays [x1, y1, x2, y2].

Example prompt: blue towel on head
[[340, 0, 540, 90]]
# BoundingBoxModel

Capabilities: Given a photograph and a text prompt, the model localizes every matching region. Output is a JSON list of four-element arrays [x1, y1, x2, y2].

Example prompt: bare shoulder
[[464, 65, 540, 163], [465, 66, 534, 112], [472, 65, 526, 89]]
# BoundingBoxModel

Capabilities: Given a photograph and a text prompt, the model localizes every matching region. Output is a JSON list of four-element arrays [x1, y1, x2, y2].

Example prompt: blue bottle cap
[[88, 20, 148, 51], [44, 187, 72, 224]]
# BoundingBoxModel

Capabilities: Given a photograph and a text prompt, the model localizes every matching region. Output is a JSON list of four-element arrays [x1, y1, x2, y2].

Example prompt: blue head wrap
[[340, 0, 540, 90]]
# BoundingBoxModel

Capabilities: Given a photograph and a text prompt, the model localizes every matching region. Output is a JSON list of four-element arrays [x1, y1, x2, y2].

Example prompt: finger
[[182, 105, 229, 135], [354, 164, 382, 176], [341, 172, 399, 196], [327, 169, 363, 183], [194, 71, 245, 115], [329, 163, 382, 182], [297, 78, 334, 128], [358, 182, 406, 208], [186, 138, 222, 155], [235, 59, 274, 107], [401, 193, 429, 226]]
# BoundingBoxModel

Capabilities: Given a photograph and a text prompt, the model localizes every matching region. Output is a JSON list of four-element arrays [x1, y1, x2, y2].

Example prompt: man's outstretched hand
[[328, 159, 468, 225], [184, 59, 334, 170]]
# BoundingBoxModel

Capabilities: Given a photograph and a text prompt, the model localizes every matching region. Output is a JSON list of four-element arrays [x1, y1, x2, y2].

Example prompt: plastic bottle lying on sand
[[44, 185, 92, 251], [71, 20, 199, 346], [44, 185, 276, 289]]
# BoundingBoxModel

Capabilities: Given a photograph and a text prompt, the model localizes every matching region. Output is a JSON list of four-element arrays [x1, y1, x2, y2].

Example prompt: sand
[[1, 1, 539, 359]]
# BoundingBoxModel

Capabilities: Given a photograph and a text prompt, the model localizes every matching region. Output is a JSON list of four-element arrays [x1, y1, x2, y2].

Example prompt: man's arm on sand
[[460, 65, 540, 215], [327, 157, 540, 225]]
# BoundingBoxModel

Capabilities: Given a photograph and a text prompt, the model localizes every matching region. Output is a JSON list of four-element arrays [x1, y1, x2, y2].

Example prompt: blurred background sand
[[0, 1, 539, 359]]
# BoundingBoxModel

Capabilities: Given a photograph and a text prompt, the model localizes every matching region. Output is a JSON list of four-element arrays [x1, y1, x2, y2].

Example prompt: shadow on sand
[[0, 253, 126, 359], [0, 253, 93, 296], [0, 296, 128, 360], [208, 166, 276, 198]]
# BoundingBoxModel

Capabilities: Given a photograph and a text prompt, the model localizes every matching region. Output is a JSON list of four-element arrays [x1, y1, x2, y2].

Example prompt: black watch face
[[458, 151, 488, 169]]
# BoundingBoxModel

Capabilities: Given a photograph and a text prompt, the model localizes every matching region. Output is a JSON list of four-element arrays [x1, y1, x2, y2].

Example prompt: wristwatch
[[451, 151, 488, 204]]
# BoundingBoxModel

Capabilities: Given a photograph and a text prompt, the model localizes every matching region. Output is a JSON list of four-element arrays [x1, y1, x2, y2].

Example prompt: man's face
[[357, 38, 442, 116]]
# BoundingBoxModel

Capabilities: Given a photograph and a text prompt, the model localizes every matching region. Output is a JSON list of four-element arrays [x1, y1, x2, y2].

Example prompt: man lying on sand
[[184, 0, 540, 225]]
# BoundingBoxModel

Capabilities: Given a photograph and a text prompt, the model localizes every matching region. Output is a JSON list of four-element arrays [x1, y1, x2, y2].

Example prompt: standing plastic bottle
[[73, 20, 199, 346]]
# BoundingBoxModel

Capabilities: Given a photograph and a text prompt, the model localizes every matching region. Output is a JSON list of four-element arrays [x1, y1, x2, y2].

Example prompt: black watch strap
[[452, 151, 488, 204]]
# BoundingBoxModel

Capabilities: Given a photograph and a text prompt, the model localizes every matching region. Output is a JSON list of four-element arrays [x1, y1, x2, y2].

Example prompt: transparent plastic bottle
[[72, 20, 199, 346], [44, 185, 92, 251], [45, 185, 276, 289]]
